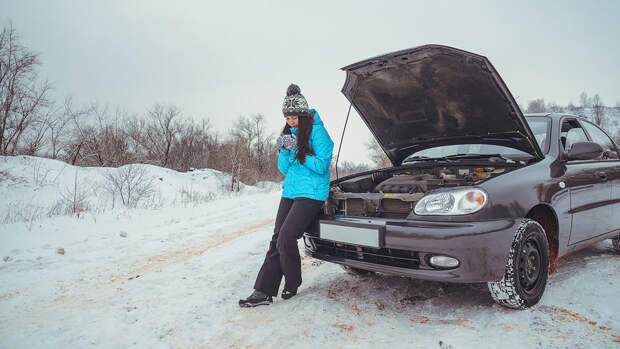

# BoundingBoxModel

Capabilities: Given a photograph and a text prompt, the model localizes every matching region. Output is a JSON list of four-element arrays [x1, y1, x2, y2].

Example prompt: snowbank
[[0, 155, 280, 223]]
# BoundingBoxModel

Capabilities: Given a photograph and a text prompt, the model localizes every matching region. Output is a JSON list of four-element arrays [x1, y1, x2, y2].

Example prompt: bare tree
[[592, 93, 605, 126], [225, 139, 244, 192], [20, 105, 51, 155], [127, 104, 181, 167], [331, 160, 371, 178], [168, 118, 215, 171], [364, 137, 392, 169], [579, 91, 591, 108], [249, 114, 270, 176], [526, 99, 546, 113], [545, 101, 563, 113], [47, 96, 84, 159], [67, 102, 133, 166], [0, 22, 52, 155], [229, 114, 275, 184]]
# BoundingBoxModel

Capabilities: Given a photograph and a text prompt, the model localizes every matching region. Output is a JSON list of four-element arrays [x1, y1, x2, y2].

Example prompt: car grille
[[304, 235, 421, 269]]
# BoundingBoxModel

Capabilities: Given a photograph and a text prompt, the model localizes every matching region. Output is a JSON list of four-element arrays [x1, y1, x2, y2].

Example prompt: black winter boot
[[238, 290, 273, 307], [281, 288, 297, 300]]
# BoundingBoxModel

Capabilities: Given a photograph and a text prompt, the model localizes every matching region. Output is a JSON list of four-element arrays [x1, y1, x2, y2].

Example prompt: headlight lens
[[414, 188, 488, 215]]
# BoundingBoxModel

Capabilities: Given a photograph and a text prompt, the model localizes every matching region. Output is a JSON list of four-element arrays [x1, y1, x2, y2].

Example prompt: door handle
[[595, 171, 608, 181]]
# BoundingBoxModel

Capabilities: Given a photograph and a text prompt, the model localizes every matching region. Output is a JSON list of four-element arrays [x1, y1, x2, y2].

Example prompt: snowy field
[[1, 156, 619, 348]]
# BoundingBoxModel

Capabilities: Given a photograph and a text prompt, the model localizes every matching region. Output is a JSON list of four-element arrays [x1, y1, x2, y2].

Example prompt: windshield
[[402, 117, 551, 162], [525, 117, 551, 153], [403, 144, 531, 162]]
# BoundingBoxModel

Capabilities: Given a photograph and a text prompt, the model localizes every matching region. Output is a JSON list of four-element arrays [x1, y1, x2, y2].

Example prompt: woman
[[239, 83, 334, 307]]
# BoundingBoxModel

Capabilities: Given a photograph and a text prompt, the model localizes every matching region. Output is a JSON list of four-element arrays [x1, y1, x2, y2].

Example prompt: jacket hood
[[340, 44, 543, 165], [310, 109, 323, 126]]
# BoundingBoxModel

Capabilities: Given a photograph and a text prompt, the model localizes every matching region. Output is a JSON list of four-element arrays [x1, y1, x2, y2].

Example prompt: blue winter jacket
[[278, 109, 334, 201]]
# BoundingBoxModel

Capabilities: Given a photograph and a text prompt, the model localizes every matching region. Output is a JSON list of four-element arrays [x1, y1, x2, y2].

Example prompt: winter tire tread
[[612, 235, 620, 253], [487, 218, 549, 310]]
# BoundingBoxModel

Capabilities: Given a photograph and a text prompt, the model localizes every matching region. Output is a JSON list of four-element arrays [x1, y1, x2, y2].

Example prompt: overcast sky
[[2, 0, 619, 164]]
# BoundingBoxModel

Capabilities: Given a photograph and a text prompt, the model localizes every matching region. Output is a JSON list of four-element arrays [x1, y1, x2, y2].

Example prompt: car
[[302, 44, 620, 309]]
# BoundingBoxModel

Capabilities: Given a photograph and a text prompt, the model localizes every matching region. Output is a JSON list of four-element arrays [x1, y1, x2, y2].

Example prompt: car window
[[561, 120, 588, 151], [580, 121, 620, 159]]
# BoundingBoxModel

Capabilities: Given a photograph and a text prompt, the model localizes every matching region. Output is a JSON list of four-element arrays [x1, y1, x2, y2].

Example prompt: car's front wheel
[[487, 219, 549, 309], [612, 235, 620, 253]]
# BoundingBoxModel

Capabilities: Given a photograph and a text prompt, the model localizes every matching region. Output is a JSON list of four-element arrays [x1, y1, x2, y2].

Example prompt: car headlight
[[414, 188, 488, 215]]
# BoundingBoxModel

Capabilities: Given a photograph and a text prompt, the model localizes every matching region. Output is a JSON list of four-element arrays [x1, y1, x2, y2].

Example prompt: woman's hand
[[276, 134, 297, 151]]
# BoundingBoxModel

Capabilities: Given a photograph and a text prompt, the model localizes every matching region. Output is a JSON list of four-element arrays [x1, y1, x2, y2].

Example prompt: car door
[[562, 118, 612, 244], [580, 120, 620, 234]]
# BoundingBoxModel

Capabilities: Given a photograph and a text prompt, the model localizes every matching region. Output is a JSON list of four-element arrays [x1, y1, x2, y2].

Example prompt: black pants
[[254, 197, 324, 296]]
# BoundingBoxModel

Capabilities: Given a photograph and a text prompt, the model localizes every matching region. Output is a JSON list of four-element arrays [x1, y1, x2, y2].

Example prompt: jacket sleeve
[[302, 126, 334, 175], [278, 149, 292, 175]]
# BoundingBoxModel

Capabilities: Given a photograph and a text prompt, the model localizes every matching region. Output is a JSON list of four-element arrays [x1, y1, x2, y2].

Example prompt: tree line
[[523, 93, 620, 144]]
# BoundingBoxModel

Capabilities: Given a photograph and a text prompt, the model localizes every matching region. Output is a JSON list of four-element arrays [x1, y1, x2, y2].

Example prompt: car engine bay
[[324, 165, 513, 218]]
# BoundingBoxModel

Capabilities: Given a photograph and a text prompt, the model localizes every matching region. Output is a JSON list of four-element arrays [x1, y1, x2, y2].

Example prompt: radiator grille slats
[[306, 235, 421, 269]]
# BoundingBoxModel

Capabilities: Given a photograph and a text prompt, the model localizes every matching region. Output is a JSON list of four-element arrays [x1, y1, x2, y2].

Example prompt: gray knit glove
[[276, 134, 297, 151]]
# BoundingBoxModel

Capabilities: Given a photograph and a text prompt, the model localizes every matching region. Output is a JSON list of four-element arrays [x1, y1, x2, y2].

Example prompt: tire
[[612, 235, 620, 253], [487, 219, 549, 309], [341, 265, 375, 276]]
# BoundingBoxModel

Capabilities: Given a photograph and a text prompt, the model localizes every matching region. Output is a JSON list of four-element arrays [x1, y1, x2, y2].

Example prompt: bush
[[103, 164, 155, 208]]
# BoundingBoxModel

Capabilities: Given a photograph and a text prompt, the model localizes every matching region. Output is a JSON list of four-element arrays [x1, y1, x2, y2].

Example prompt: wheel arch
[[525, 204, 559, 274]]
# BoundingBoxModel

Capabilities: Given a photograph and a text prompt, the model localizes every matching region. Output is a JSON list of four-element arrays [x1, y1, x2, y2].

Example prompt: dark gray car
[[303, 45, 620, 309]]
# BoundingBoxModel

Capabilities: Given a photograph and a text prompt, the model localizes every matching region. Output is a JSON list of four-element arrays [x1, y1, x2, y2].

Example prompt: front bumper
[[303, 216, 519, 283]]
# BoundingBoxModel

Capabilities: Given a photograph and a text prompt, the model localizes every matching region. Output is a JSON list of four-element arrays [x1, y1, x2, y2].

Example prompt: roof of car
[[524, 113, 586, 120], [523, 113, 551, 117]]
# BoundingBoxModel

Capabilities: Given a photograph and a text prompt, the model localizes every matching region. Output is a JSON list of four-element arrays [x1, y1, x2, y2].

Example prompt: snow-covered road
[[1, 191, 619, 348]]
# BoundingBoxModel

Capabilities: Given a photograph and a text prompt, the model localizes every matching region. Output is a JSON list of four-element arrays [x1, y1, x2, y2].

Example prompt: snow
[[1, 156, 619, 348], [0, 155, 262, 224]]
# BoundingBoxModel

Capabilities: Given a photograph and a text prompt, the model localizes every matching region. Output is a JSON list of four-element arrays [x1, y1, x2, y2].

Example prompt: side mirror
[[567, 141, 604, 161]]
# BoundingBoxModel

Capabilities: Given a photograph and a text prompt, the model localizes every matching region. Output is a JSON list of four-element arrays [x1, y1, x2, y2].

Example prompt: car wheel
[[487, 219, 549, 309], [612, 236, 620, 252], [341, 265, 375, 276]]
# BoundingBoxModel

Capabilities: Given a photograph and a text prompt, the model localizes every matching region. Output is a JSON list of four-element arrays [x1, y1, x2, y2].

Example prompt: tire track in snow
[[107, 218, 274, 284], [51, 217, 274, 305]]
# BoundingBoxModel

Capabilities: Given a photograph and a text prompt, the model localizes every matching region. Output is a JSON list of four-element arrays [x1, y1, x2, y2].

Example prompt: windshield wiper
[[445, 153, 532, 163], [446, 153, 510, 160], [402, 154, 466, 163], [403, 153, 521, 164]]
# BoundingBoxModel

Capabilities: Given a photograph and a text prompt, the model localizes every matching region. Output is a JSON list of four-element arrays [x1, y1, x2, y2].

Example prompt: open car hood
[[341, 45, 543, 165]]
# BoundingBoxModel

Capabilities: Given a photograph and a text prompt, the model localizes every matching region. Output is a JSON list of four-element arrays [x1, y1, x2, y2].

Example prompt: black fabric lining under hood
[[341, 45, 543, 165]]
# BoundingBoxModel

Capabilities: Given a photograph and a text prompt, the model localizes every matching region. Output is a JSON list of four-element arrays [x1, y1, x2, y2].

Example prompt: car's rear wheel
[[341, 265, 375, 276], [487, 218, 549, 309]]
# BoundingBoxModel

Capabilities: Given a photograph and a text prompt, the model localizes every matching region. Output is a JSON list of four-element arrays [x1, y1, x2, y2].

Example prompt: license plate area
[[319, 220, 385, 248]]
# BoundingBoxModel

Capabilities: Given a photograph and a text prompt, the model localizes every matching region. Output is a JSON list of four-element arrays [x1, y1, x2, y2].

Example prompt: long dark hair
[[282, 110, 316, 164]]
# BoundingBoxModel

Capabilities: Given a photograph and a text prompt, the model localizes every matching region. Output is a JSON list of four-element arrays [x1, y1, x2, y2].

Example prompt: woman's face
[[285, 115, 299, 128]]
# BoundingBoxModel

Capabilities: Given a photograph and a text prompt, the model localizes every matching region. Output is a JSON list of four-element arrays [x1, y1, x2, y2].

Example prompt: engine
[[325, 166, 507, 218]]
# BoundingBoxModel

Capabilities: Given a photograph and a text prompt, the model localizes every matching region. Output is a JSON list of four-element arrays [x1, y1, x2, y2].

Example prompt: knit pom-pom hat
[[282, 83, 309, 117]]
